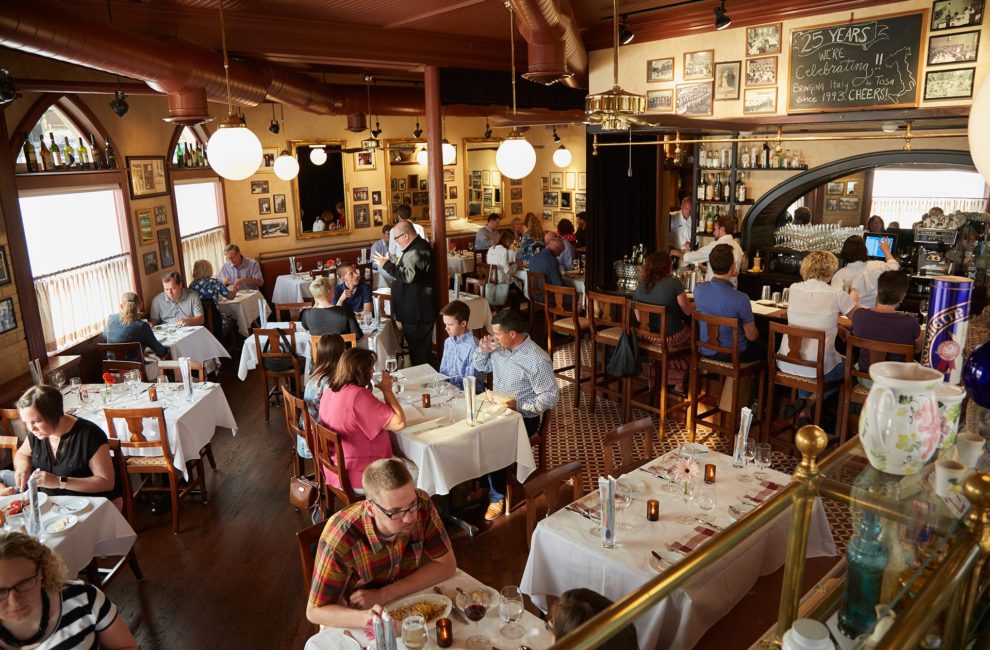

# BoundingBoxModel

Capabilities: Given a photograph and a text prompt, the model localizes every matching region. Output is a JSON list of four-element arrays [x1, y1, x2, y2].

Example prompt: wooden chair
[[545, 284, 592, 408], [604, 417, 655, 477], [505, 410, 552, 514], [356, 262, 373, 284], [688, 313, 766, 446], [310, 417, 361, 518], [296, 520, 325, 633], [837, 336, 915, 446], [104, 407, 208, 534], [310, 333, 357, 364], [588, 292, 628, 413], [97, 342, 144, 364], [627, 302, 692, 434], [84, 437, 143, 585], [526, 271, 548, 337], [201, 297, 235, 348], [372, 292, 409, 361], [253, 324, 304, 422], [101, 360, 145, 382], [765, 321, 841, 454], [281, 386, 313, 479], [464, 276, 486, 299], [156, 360, 207, 383], [522, 460, 583, 548], [275, 301, 313, 322]]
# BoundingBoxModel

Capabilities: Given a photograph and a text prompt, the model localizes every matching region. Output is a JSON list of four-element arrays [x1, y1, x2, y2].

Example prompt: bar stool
[[627, 302, 691, 437], [545, 283, 592, 408], [837, 335, 915, 446], [765, 321, 841, 454], [688, 312, 766, 445], [588, 292, 628, 413]]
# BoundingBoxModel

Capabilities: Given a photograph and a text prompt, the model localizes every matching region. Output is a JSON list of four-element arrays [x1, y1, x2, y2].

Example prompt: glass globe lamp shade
[[416, 148, 429, 166], [964, 340, 990, 408], [206, 118, 263, 181], [309, 146, 327, 166], [442, 141, 456, 165], [552, 144, 573, 168], [969, 77, 990, 185], [495, 135, 537, 180], [273, 151, 299, 181]]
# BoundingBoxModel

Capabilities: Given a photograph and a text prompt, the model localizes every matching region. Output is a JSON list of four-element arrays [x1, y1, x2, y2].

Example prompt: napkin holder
[[453, 274, 460, 299], [27, 473, 42, 538], [463, 376, 477, 426], [179, 356, 194, 399], [732, 406, 753, 468], [258, 298, 268, 327], [599, 476, 616, 549], [288, 256, 296, 277]]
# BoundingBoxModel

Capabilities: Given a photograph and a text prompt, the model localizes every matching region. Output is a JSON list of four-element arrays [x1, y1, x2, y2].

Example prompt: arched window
[[170, 125, 210, 168], [11, 94, 115, 172]]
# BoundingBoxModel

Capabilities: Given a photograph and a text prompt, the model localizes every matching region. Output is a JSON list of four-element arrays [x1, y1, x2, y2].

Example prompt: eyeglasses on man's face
[[0, 574, 39, 600], [371, 498, 421, 520]]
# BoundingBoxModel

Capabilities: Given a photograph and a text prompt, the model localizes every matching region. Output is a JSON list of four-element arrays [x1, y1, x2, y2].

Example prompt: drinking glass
[[919, 300, 930, 324], [659, 452, 679, 493], [739, 439, 757, 482], [781, 288, 790, 304], [51, 371, 66, 392], [455, 589, 491, 649], [385, 355, 398, 375], [755, 443, 772, 481], [676, 477, 697, 525], [760, 286, 771, 301], [615, 492, 632, 531], [156, 376, 171, 405], [125, 369, 141, 396], [401, 615, 429, 650], [315, 260, 323, 272], [295, 262, 302, 274], [697, 483, 717, 525], [68, 377, 82, 395], [498, 586, 526, 640]]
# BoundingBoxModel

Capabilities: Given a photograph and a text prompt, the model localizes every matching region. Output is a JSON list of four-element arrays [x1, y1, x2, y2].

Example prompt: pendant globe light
[[273, 104, 299, 181], [551, 127, 572, 167], [584, 0, 646, 131], [495, 2, 536, 180], [415, 117, 458, 166], [206, 0, 263, 181], [309, 145, 327, 166]]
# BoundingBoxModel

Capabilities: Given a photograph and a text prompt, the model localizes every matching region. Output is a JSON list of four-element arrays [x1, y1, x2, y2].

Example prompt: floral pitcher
[[859, 362, 947, 475]]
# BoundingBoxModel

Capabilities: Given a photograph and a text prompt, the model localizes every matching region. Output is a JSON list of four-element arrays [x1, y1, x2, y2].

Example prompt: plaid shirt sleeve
[[308, 514, 358, 608]]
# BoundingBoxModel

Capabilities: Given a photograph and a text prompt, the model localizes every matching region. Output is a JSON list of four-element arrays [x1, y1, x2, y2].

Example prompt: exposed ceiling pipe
[[510, 0, 587, 89]]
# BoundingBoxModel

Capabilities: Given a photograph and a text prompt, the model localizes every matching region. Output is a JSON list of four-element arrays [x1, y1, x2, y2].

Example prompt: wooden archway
[[8, 93, 121, 165]]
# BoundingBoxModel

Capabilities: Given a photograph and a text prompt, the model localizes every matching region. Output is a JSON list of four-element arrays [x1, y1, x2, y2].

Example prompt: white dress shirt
[[682, 234, 744, 284], [388, 221, 427, 257], [831, 259, 900, 308], [486, 245, 518, 284], [778, 279, 857, 377], [669, 211, 692, 251]]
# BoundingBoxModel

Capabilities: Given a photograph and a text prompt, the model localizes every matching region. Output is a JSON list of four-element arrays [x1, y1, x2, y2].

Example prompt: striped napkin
[[668, 525, 719, 555], [743, 480, 785, 504]]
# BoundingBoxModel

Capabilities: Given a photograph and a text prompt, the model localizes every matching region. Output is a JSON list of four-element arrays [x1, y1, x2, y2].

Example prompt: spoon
[[341, 629, 368, 649]]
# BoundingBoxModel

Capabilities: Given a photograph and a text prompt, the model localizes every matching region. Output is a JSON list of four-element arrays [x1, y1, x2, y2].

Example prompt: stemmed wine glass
[[738, 439, 757, 483], [676, 477, 697, 525], [400, 615, 428, 650], [659, 452, 679, 493], [156, 376, 171, 406], [614, 491, 632, 531], [498, 586, 526, 640], [455, 589, 492, 650], [51, 371, 66, 392], [125, 369, 142, 397], [754, 443, 772, 481], [696, 483, 717, 526]]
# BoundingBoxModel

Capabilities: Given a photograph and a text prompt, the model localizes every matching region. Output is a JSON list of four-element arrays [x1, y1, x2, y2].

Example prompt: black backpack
[[262, 328, 304, 372]]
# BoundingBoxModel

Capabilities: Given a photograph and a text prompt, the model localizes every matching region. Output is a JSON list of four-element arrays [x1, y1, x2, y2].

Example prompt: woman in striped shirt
[[0, 532, 136, 649]]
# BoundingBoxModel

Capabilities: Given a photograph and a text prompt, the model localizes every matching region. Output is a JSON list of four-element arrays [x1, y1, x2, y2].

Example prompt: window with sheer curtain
[[870, 169, 988, 226], [174, 179, 226, 281], [19, 186, 133, 352]]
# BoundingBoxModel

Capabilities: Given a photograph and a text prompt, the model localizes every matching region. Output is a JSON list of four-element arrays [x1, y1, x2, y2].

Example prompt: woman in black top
[[300, 276, 362, 339], [13, 386, 120, 506]]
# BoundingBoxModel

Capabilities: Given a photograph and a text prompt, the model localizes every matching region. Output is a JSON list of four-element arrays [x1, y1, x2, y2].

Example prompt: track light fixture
[[371, 118, 383, 138], [268, 103, 280, 134], [109, 88, 129, 117], [714, 0, 731, 30], [484, 119, 493, 139], [413, 117, 423, 139], [552, 127, 561, 143], [619, 15, 634, 45]]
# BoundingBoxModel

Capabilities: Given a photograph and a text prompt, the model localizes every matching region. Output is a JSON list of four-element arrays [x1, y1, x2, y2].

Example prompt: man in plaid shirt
[[306, 459, 456, 628]]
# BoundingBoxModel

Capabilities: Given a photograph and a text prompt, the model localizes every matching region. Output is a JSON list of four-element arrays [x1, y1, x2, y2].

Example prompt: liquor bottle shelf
[[698, 200, 755, 205]]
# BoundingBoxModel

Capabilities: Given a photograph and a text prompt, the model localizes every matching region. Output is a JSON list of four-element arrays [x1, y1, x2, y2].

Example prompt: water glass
[[772, 291, 782, 304], [781, 288, 790, 303], [401, 615, 429, 650], [676, 478, 697, 525], [615, 492, 632, 531], [68, 377, 82, 395], [51, 371, 66, 391], [157, 376, 171, 405], [755, 443, 773, 481], [498, 586, 526, 640], [385, 355, 398, 375], [760, 285, 771, 301], [125, 369, 141, 396], [739, 439, 757, 482], [697, 483, 717, 525]]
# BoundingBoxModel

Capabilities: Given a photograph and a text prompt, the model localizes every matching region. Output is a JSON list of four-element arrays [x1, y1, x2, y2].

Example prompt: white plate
[[617, 477, 646, 494], [755, 299, 776, 306], [386, 593, 452, 624], [44, 514, 78, 535], [648, 551, 680, 574], [1, 492, 48, 516], [54, 497, 89, 514]]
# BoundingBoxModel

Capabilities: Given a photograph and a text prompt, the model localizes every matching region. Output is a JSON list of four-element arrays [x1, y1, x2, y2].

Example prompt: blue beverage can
[[923, 275, 973, 384]]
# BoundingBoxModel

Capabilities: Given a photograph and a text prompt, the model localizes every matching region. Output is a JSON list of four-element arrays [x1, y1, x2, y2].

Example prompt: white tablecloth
[[447, 253, 475, 276], [372, 289, 493, 333], [390, 366, 537, 496], [44, 496, 136, 577], [304, 569, 553, 650], [520, 452, 836, 650], [154, 326, 231, 362], [514, 269, 587, 310], [272, 273, 314, 305], [237, 321, 401, 380], [68, 383, 238, 481], [217, 289, 271, 337]]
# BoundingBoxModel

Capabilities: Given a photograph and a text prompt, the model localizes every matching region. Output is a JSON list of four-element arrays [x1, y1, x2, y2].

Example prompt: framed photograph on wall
[[647, 57, 674, 82], [745, 56, 777, 87], [353, 187, 369, 202], [136, 209, 154, 244], [354, 204, 370, 228], [243, 220, 259, 240], [540, 177, 549, 190], [746, 23, 782, 56], [443, 168, 455, 183], [826, 199, 839, 211], [373, 209, 383, 226], [578, 173, 586, 190], [511, 202, 523, 214], [676, 82, 714, 116], [510, 187, 523, 201], [565, 172, 576, 189], [714, 61, 741, 100], [575, 193, 587, 213], [143, 251, 159, 275], [928, 30, 981, 65], [0, 246, 9, 286], [560, 191, 572, 210], [743, 87, 778, 114], [826, 182, 845, 195], [549, 172, 563, 189], [261, 148, 278, 172], [483, 170, 491, 186], [646, 89, 673, 113], [354, 150, 376, 171], [449, 186, 458, 199], [125, 156, 169, 200], [258, 197, 272, 215], [0, 298, 16, 335], [444, 204, 457, 219], [273, 194, 286, 213], [542, 209, 553, 220], [837, 197, 860, 212], [157, 229, 175, 268], [250, 180, 269, 194], [154, 205, 167, 225], [683, 50, 714, 80], [372, 191, 382, 205], [931, 0, 985, 31], [261, 217, 289, 238], [924, 67, 976, 100], [543, 191, 559, 208]]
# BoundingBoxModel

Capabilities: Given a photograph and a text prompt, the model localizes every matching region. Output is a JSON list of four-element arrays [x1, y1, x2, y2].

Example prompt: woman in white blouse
[[830, 235, 899, 308], [486, 231, 523, 309], [780, 250, 858, 422]]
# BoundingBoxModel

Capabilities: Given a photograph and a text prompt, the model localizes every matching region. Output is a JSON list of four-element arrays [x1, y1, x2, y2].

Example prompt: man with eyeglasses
[[386, 204, 426, 258], [306, 459, 456, 628], [373, 218, 435, 366]]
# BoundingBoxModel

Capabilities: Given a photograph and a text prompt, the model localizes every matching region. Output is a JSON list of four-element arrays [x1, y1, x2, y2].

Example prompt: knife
[[433, 586, 469, 624], [651, 550, 672, 568]]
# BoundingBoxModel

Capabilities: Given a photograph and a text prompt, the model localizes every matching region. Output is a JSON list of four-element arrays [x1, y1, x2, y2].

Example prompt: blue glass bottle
[[839, 512, 888, 639]]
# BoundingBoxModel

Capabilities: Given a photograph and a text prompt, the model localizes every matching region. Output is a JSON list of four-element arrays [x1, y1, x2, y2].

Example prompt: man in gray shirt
[[474, 213, 502, 251], [150, 271, 204, 326]]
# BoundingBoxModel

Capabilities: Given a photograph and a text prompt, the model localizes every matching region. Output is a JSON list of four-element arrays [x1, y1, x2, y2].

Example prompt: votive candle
[[647, 499, 660, 521], [704, 464, 716, 484], [422, 393, 431, 408], [436, 617, 453, 647]]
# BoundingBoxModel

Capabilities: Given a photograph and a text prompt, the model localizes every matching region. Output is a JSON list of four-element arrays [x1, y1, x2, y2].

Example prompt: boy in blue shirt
[[439, 300, 485, 392]]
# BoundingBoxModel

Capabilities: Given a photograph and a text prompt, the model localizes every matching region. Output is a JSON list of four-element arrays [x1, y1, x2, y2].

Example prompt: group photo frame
[[676, 82, 714, 116], [746, 23, 782, 56], [683, 50, 714, 80]]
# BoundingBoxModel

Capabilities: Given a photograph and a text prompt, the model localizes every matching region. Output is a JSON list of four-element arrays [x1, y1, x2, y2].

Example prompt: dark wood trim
[[15, 168, 127, 191], [0, 109, 46, 360], [860, 168, 875, 226], [425, 66, 447, 352]]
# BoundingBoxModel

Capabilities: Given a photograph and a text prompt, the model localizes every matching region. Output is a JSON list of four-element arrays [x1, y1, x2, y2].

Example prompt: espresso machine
[[914, 227, 958, 276]]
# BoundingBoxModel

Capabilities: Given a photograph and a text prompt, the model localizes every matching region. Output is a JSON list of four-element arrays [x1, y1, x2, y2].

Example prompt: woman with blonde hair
[[189, 258, 236, 332], [519, 212, 545, 262], [103, 291, 168, 358], [0, 531, 137, 648], [300, 276, 362, 338]]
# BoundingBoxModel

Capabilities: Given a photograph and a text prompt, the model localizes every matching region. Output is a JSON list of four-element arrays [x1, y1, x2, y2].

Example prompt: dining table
[[217, 289, 272, 337], [446, 251, 476, 276], [520, 450, 836, 650], [272, 271, 387, 305], [304, 569, 553, 650], [66, 382, 238, 481], [153, 324, 231, 363], [372, 288, 493, 334]]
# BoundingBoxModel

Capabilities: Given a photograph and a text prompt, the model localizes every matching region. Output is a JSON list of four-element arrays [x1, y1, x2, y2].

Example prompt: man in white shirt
[[669, 196, 693, 256], [678, 214, 744, 285], [831, 235, 899, 308], [388, 205, 426, 257]]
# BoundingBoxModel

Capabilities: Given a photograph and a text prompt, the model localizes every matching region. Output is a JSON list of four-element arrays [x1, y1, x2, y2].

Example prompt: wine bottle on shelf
[[38, 135, 51, 171], [195, 143, 205, 167], [89, 134, 103, 170], [699, 146, 707, 169], [22, 133, 39, 172], [184, 143, 193, 167], [762, 142, 771, 169], [697, 174, 706, 201], [174, 145, 184, 168], [62, 137, 76, 169], [77, 137, 90, 169], [740, 147, 751, 169], [104, 138, 117, 169], [720, 146, 728, 168], [49, 133, 63, 169], [703, 174, 712, 201], [736, 172, 746, 203], [714, 174, 723, 202], [722, 174, 731, 202]]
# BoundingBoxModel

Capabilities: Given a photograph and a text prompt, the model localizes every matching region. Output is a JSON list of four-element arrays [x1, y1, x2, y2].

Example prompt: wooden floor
[[102, 359, 836, 649]]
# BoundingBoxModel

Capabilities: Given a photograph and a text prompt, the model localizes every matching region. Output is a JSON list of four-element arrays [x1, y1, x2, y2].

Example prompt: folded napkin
[[565, 494, 599, 519], [399, 418, 446, 436], [668, 525, 719, 555], [743, 480, 785, 504]]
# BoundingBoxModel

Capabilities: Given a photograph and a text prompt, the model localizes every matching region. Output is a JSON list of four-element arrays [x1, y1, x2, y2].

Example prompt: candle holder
[[422, 393, 431, 408], [704, 464, 716, 484], [436, 617, 453, 647], [647, 499, 660, 521]]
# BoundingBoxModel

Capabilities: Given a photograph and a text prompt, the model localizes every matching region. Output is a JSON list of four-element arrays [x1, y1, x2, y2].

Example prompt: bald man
[[373, 221, 435, 366]]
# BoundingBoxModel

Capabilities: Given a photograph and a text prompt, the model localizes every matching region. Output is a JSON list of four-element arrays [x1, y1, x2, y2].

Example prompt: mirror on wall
[[290, 140, 351, 238], [463, 138, 504, 221], [383, 139, 461, 223]]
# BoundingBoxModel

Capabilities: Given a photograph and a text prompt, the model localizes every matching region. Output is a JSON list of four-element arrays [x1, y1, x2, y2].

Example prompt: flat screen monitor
[[864, 232, 898, 259]]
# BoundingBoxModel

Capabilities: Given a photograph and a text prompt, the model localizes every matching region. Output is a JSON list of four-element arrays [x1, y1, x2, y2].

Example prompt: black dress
[[300, 305, 362, 338], [29, 418, 120, 500]]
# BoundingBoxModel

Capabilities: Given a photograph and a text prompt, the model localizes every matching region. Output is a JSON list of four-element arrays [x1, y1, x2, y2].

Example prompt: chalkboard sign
[[787, 11, 926, 113]]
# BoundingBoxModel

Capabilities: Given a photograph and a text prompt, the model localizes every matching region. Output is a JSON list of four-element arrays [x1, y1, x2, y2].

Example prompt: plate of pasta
[[386, 594, 452, 624]]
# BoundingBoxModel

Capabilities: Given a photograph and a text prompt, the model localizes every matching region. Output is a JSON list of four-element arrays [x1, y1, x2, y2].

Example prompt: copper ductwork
[[510, 0, 587, 89]]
